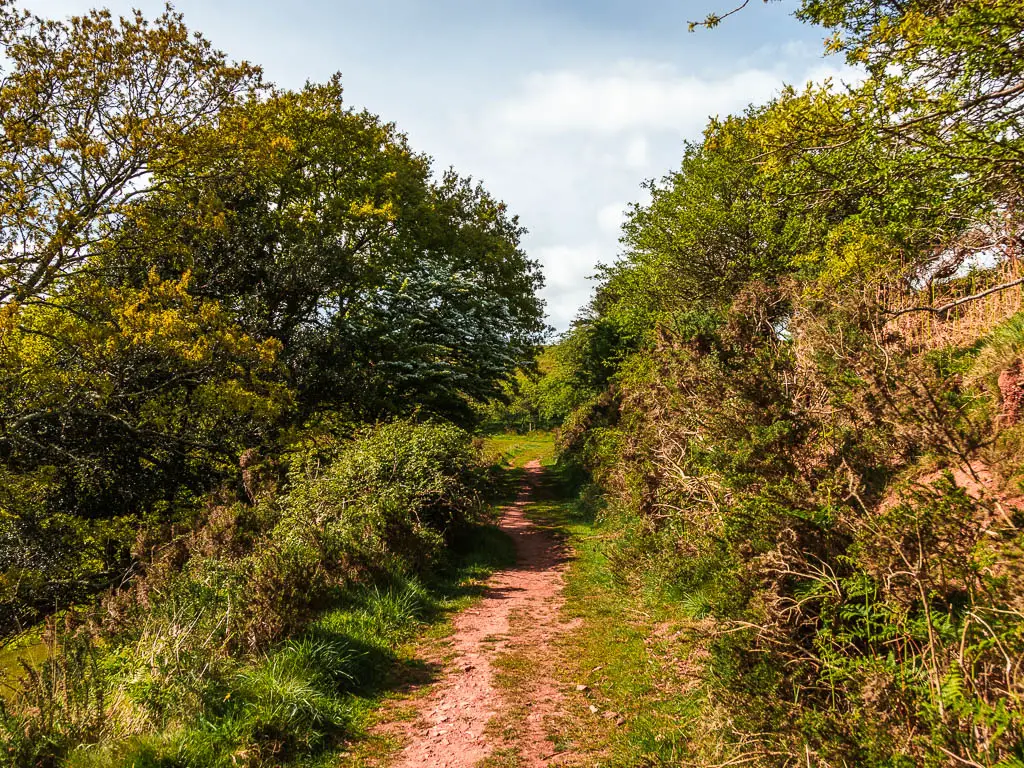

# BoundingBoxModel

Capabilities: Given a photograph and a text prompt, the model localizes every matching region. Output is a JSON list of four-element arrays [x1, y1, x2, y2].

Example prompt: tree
[[0, 1, 261, 304], [0, 270, 288, 634], [0, 1, 545, 654], [105, 79, 546, 424]]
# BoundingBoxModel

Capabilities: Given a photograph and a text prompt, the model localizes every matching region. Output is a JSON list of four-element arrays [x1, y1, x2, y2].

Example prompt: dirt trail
[[388, 460, 571, 768]]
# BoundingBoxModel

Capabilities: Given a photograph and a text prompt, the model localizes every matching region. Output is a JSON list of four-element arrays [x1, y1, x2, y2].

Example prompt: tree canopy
[[0, 2, 544, 639]]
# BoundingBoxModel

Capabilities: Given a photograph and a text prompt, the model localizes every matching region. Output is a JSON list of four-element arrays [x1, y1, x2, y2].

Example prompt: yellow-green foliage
[[0, 0, 542, 652]]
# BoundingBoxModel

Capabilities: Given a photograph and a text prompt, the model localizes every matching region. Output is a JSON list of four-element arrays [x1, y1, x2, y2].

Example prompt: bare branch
[[885, 277, 1024, 322]]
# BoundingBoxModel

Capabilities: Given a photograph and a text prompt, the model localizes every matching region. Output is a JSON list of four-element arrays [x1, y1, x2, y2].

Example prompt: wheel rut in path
[[388, 459, 572, 768]]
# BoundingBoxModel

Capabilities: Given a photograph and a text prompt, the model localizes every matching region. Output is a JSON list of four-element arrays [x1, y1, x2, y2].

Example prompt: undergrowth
[[0, 422, 517, 768], [1, 535, 516, 768], [554, 300, 1024, 765]]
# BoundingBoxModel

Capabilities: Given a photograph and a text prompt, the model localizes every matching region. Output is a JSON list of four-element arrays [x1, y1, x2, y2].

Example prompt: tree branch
[[884, 277, 1024, 322], [688, 0, 753, 31]]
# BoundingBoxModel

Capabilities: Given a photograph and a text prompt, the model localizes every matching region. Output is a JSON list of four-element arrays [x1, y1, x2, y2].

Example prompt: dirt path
[[388, 460, 572, 768]]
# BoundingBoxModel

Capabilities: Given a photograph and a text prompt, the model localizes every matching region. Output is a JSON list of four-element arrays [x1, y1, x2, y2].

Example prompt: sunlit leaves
[[0, 1, 261, 302], [109, 79, 544, 424], [0, 273, 290, 520]]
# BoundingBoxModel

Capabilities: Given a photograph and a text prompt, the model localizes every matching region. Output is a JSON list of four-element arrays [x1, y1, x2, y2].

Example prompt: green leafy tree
[[0, 1, 261, 303], [0, 271, 288, 634], [107, 79, 545, 423]]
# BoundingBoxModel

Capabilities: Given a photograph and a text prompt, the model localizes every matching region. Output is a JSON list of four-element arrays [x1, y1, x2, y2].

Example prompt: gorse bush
[[561, 282, 1024, 766]]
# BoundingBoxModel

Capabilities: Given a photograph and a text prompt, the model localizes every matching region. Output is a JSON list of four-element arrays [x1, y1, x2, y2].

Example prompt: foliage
[[553, 1, 1024, 764], [0, 1, 261, 303], [0, 0, 538, 764], [106, 78, 545, 424], [476, 347, 584, 433], [0, 272, 287, 635], [0, 421, 504, 767], [0, 0, 542, 645], [247, 420, 491, 638]]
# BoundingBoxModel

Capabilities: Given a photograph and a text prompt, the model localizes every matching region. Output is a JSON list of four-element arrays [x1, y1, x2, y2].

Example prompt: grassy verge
[[514, 465, 715, 767], [0, 521, 516, 768]]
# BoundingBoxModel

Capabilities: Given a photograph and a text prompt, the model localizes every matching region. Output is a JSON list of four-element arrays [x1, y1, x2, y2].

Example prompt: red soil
[[388, 460, 571, 767]]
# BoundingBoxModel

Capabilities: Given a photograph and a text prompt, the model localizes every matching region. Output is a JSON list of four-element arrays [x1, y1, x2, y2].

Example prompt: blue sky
[[32, 0, 850, 330]]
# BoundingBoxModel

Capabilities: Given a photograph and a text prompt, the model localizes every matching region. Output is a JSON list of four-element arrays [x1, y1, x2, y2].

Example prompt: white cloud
[[534, 244, 605, 331], [597, 203, 628, 236], [466, 57, 860, 330], [624, 136, 648, 168], [489, 60, 853, 138]]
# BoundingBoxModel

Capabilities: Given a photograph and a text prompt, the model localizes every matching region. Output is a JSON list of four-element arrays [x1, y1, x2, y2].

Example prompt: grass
[[481, 431, 556, 469], [482, 431, 559, 505], [16, 436, 716, 767], [0, 522, 517, 768], [514, 464, 713, 767]]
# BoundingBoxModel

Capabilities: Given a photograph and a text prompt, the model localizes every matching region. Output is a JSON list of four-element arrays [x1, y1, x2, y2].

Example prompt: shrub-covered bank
[[1, 421, 516, 767], [546, 2, 1024, 765]]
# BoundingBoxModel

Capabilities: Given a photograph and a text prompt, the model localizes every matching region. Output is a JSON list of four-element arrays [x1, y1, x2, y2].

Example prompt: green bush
[[283, 420, 489, 569], [556, 288, 1024, 764], [240, 420, 489, 644], [233, 637, 355, 754], [0, 419, 493, 767]]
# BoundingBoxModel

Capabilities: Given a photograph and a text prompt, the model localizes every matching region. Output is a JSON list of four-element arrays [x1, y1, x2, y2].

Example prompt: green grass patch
[[2, 522, 516, 768], [481, 432, 556, 469], [476, 746, 524, 768], [524, 465, 715, 767]]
